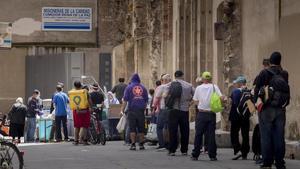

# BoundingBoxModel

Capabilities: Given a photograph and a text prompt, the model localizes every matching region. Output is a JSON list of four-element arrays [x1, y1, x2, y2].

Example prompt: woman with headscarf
[[8, 97, 27, 143], [104, 91, 120, 139], [104, 91, 120, 108]]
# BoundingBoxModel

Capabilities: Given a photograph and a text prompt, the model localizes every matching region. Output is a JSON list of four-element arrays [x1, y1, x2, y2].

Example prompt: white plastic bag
[[116, 114, 127, 133], [145, 123, 158, 141]]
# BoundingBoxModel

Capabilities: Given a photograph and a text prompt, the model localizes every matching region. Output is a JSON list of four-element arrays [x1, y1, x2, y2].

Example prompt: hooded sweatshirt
[[123, 74, 148, 111]]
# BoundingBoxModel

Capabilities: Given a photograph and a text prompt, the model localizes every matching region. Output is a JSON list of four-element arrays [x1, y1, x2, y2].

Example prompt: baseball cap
[[201, 71, 212, 80], [233, 76, 247, 84]]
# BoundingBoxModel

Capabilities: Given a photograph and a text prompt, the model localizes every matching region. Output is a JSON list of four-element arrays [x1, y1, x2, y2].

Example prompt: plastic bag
[[210, 92, 223, 113], [116, 114, 126, 133], [145, 123, 158, 141]]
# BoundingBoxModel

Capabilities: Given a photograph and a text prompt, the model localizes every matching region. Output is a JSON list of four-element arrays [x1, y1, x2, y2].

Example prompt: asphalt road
[[19, 141, 300, 169]]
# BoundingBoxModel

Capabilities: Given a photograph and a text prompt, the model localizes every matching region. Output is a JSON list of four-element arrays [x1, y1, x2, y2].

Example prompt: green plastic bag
[[210, 85, 224, 113]]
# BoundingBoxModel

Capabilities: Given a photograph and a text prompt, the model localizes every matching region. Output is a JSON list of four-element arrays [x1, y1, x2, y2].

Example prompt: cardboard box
[[108, 104, 122, 119]]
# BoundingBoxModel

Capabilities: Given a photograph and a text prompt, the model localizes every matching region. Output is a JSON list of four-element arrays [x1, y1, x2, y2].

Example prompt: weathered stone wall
[[233, 0, 300, 140], [280, 0, 300, 140], [99, 0, 127, 51]]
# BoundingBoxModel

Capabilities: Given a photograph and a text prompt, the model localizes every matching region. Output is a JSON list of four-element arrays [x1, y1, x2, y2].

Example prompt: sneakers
[[210, 157, 218, 161], [191, 156, 198, 161], [139, 144, 145, 150], [182, 152, 188, 156], [156, 146, 164, 149], [260, 165, 272, 169], [168, 152, 175, 156], [130, 144, 136, 151], [232, 154, 242, 160], [83, 142, 90, 146], [156, 147, 166, 152], [256, 159, 263, 165], [73, 141, 79, 146]]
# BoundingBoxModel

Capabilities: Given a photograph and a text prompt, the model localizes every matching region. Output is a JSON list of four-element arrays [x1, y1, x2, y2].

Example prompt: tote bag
[[210, 85, 224, 113]]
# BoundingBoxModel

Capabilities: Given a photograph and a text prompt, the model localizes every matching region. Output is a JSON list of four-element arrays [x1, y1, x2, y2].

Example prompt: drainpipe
[[96, 0, 100, 48]]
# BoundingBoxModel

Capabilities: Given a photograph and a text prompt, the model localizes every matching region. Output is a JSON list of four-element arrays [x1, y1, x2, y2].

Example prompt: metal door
[[99, 53, 112, 91], [26, 52, 85, 100]]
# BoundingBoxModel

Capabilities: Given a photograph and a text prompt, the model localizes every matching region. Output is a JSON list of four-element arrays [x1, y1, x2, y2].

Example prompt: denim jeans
[[192, 112, 217, 158], [157, 109, 169, 148], [26, 117, 36, 142], [259, 107, 286, 168]]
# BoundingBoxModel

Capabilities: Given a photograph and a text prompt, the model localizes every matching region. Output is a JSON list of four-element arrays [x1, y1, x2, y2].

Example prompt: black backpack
[[237, 88, 253, 118], [165, 81, 182, 109], [267, 69, 290, 108]]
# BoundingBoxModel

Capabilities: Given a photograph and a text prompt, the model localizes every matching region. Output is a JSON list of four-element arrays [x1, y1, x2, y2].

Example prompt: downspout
[[96, 0, 100, 48]]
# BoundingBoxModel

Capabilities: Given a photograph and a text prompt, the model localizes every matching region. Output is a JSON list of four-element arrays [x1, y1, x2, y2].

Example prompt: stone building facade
[[112, 0, 300, 141]]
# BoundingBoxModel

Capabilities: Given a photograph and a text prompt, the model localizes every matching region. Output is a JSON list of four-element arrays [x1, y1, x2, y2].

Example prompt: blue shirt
[[229, 88, 242, 121], [53, 92, 69, 116]]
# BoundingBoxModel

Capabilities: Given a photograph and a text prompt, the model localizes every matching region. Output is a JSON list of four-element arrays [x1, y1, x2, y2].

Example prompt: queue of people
[[119, 51, 289, 169], [1, 51, 289, 169]]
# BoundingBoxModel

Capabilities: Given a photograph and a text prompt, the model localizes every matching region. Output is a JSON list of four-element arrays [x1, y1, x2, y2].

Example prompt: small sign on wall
[[42, 7, 92, 31], [214, 22, 225, 40], [0, 22, 12, 48]]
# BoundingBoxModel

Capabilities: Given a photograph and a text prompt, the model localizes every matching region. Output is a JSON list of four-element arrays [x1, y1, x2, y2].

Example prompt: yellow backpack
[[68, 89, 89, 110]]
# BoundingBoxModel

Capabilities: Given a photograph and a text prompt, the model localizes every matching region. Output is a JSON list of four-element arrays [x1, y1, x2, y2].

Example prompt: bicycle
[[88, 106, 106, 145], [0, 117, 24, 169]]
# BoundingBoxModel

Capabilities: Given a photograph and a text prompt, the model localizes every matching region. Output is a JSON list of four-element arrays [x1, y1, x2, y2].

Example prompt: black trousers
[[55, 115, 68, 140], [230, 119, 250, 157], [192, 112, 217, 158], [168, 109, 189, 153], [50, 120, 56, 140]]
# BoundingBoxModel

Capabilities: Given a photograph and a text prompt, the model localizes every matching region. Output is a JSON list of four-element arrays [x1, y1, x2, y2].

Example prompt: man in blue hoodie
[[121, 73, 148, 150]]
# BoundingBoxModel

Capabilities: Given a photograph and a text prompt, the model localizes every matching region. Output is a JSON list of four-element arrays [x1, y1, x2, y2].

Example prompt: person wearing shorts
[[121, 73, 148, 151]]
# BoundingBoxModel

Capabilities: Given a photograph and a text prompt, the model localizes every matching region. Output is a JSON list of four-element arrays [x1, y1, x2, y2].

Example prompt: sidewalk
[[19, 141, 300, 169]]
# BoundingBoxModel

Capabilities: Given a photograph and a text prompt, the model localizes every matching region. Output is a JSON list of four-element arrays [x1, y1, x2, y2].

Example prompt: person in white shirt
[[191, 71, 223, 161], [152, 74, 172, 150]]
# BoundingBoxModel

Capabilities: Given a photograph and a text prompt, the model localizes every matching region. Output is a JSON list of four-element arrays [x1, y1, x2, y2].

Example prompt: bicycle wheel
[[99, 127, 106, 145], [88, 125, 98, 145], [0, 141, 24, 169]]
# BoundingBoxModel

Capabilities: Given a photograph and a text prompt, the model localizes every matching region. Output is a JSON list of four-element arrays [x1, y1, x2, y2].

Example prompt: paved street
[[19, 141, 300, 169]]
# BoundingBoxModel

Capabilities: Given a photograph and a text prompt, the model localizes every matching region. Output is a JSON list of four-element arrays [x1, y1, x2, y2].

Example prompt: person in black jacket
[[8, 97, 27, 143], [111, 78, 127, 104], [254, 52, 289, 169], [90, 83, 104, 120]]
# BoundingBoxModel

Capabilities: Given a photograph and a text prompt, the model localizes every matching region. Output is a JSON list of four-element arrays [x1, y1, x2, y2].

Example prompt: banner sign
[[0, 22, 12, 48], [42, 7, 92, 31]]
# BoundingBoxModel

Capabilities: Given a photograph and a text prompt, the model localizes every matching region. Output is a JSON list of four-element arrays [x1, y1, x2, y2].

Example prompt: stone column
[[161, 0, 173, 75], [221, 0, 242, 131], [148, 0, 162, 85]]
